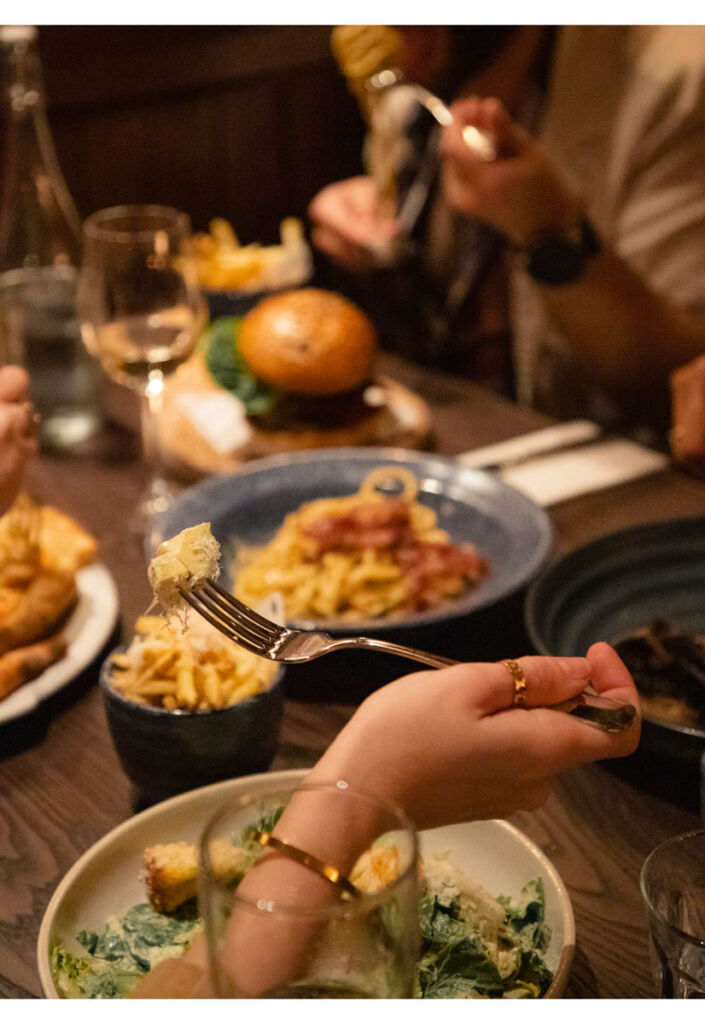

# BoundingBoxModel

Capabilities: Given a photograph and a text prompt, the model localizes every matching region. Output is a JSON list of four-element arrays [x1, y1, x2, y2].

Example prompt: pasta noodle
[[108, 615, 278, 712], [233, 467, 489, 623]]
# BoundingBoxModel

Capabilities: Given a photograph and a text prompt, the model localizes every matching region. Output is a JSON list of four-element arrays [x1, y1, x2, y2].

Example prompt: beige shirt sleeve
[[512, 26, 705, 430]]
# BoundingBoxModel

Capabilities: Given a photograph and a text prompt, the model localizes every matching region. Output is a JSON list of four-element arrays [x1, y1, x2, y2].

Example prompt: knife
[[455, 420, 603, 471]]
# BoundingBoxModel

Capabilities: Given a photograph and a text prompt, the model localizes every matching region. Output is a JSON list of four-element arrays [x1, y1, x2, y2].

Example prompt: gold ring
[[499, 658, 528, 707]]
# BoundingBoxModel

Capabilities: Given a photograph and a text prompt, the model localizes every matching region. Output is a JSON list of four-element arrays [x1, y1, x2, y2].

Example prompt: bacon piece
[[397, 541, 489, 610], [303, 499, 417, 551]]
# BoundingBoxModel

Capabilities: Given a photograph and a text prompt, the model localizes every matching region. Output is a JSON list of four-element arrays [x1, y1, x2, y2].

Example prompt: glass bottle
[[0, 24, 103, 449]]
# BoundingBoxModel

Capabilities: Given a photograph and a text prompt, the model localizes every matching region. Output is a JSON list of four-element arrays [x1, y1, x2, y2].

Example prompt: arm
[[441, 97, 705, 407], [307, 642, 639, 828], [132, 644, 639, 997]]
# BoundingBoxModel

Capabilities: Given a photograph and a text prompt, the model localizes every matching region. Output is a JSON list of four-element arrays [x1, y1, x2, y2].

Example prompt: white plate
[[0, 562, 119, 724], [37, 768, 575, 999]]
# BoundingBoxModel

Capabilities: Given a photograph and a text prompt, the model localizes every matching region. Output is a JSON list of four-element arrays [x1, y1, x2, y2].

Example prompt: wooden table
[[1, 353, 702, 999]]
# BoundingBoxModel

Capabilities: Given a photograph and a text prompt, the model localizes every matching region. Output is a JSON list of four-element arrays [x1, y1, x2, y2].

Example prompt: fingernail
[[556, 657, 591, 678]]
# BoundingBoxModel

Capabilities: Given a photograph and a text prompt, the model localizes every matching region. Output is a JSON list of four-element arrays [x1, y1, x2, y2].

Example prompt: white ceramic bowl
[[38, 768, 575, 999]]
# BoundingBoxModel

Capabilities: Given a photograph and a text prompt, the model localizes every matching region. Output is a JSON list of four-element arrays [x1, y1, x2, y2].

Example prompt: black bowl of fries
[[192, 215, 312, 321], [99, 616, 284, 804]]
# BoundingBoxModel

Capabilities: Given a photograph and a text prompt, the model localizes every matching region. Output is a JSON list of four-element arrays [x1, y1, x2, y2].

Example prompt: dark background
[[17, 25, 367, 241]]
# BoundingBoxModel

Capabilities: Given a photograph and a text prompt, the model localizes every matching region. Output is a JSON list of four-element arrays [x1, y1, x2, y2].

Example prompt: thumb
[[0, 365, 30, 402]]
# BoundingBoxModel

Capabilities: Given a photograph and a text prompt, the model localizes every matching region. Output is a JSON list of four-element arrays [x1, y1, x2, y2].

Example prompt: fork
[[364, 67, 498, 161], [362, 70, 497, 267], [180, 579, 636, 734]]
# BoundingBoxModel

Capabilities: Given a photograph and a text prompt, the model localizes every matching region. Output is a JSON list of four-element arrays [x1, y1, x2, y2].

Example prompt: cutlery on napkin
[[457, 420, 670, 507]]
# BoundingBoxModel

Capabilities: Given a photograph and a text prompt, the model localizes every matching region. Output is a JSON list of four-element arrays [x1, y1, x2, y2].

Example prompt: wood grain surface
[[1, 353, 701, 999]]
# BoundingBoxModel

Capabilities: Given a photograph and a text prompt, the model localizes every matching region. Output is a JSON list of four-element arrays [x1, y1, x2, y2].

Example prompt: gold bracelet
[[253, 829, 359, 899]]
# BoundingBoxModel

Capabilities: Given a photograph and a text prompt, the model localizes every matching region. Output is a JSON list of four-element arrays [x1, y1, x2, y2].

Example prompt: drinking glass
[[199, 776, 419, 998], [640, 829, 705, 998], [78, 204, 207, 545]]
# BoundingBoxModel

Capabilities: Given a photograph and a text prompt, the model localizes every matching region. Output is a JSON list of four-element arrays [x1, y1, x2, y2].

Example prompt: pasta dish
[[233, 467, 489, 623]]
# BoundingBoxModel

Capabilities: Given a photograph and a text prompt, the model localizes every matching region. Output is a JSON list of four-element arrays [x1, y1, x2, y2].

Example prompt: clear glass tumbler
[[199, 777, 419, 998], [640, 828, 705, 998]]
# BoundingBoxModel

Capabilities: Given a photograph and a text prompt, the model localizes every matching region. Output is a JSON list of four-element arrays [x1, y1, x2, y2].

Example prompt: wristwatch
[[522, 217, 601, 286]]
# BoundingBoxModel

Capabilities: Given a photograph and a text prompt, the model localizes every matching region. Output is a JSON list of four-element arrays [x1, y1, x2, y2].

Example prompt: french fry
[[108, 613, 277, 711], [209, 218, 240, 250], [202, 662, 223, 709], [175, 647, 198, 708], [189, 216, 310, 292], [135, 616, 168, 636]]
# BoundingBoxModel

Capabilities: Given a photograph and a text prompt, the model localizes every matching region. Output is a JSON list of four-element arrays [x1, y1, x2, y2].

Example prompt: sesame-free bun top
[[238, 288, 378, 395]]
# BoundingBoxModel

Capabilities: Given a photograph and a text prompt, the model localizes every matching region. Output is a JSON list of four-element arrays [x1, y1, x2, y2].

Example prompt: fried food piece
[[39, 506, 98, 572], [0, 568, 78, 656], [0, 493, 40, 567], [143, 842, 199, 913], [0, 631, 68, 700], [0, 560, 39, 588], [0, 496, 97, 574], [148, 522, 221, 615], [350, 843, 401, 893], [143, 840, 252, 913]]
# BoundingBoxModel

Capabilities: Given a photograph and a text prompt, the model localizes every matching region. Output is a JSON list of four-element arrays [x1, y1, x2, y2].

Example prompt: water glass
[[0, 264, 104, 449], [640, 829, 705, 998], [199, 777, 419, 998]]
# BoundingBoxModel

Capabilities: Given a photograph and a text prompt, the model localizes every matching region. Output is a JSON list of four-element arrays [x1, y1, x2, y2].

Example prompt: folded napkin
[[457, 422, 670, 507], [176, 391, 252, 454], [500, 438, 669, 506]]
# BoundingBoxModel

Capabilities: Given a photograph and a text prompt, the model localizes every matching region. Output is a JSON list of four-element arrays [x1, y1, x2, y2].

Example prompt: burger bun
[[238, 288, 377, 395]]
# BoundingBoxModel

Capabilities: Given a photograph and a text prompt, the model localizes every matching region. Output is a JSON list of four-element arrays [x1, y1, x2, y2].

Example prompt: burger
[[160, 287, 431, 475], [197, 287, 400, 456]]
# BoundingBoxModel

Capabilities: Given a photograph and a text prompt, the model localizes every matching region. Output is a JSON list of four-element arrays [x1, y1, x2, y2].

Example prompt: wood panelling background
[[20, 25, 366, 242]]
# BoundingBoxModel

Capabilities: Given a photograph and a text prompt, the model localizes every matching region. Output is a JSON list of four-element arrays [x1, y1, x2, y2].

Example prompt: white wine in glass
[[78, 204, 207, 546]]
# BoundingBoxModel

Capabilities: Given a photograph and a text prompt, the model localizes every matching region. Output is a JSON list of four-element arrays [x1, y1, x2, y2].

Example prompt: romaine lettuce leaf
[[51, 903, 202, 999], [50, 942, 143, 999], [498, 877, 551, 953], [416, 877, 553, 999]]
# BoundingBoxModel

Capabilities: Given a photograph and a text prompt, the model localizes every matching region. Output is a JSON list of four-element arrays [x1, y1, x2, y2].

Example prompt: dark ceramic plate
[[156, 447, 553, 636], [525, 517, 705, 757]]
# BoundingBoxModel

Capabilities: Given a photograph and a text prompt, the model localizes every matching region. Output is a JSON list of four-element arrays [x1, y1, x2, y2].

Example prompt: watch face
[[527, 239, 586, 284], [525, 219, 600, 285]]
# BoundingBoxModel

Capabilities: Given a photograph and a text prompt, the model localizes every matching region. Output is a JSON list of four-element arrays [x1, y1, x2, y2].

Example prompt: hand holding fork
[[180, 578, 637, 734]]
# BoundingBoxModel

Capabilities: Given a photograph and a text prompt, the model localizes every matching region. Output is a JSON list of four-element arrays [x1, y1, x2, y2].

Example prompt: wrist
[[308, 699, 391, 801]]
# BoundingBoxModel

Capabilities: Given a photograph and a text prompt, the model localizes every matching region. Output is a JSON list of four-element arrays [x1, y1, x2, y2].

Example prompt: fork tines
[[179, 578, 282, 658]]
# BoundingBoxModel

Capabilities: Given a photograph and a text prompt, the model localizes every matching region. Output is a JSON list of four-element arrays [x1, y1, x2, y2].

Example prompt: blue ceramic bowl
[[155, 447, 554, 637], [100, 648, 285, 803]]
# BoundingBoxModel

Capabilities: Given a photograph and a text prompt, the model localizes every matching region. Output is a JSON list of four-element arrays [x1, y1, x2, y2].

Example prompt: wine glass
[[78, 204, 207, 547]]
